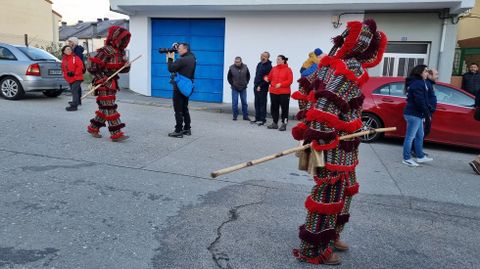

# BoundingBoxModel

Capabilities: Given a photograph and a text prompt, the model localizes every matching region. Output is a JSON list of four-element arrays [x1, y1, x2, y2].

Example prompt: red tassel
[[291, 122, 308, 141], [105, 63, 125, 70], [89, 56, 106, 66], [325, 160, 359, 172], [335, 21, 363, 59], [305, 196, 345, 215], [292, 91, 309, 101], [345, 182, 360, 196]]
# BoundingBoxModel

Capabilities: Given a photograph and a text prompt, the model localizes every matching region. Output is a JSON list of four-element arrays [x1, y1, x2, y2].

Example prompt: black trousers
[[270, 93, 290, 124], [70, 80, 82, 106], [172, 86, 191, 132], [254, 87, 268, 122]]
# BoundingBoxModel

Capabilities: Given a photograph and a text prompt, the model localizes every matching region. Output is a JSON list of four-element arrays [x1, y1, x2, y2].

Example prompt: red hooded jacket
[[62, 54, 84, 84], [267, 64, 293, 95]]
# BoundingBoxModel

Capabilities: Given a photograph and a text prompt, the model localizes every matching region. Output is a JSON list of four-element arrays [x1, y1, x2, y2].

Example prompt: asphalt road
[[0, 93, 478, 269]]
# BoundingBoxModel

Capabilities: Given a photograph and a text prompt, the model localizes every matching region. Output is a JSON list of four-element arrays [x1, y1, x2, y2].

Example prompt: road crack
[[207, 192, 267, 269]]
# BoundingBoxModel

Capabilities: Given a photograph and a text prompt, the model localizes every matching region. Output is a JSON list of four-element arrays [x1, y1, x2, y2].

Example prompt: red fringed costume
[[87, 26, 131, 141], [292, 19, 387, 265]]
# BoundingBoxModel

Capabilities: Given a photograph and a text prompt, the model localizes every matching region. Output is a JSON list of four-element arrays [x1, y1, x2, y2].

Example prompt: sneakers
[[243, 116, 251, 121], [416, 156, 433, 163], [267, 123, 278, 129], [182, 129, 192, 136], [257, 121, 266, 126], [168, 131, 183, 138], [279, 123, 287, 131], [68, 101, 81, 106], [402, 159, 419, 167], [469, 161, 480, 175]]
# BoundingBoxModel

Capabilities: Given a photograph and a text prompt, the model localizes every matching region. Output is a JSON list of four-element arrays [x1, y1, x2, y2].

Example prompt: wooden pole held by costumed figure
[[210, 127, 396, 178], [81, 55, 142, 100]]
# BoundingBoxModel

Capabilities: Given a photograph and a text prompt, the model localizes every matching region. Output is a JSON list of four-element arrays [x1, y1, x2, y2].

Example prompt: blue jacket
[[404, 78, 431, 118], [73, 45, 85, 63]]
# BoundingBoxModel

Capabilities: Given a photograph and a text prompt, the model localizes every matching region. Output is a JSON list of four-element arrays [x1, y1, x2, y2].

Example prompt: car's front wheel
[[361, 113, 384, 143], [0, 76, 25, 100], [43, 89, 64, 98]]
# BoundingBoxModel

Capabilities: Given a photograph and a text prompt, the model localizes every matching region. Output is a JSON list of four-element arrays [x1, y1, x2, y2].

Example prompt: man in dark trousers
[[227, 56, 251, 121], [252, 52, 272, 125], [167, 43, 196, 138], [462, 63, 480, 95], [469, 89, 480, 175]]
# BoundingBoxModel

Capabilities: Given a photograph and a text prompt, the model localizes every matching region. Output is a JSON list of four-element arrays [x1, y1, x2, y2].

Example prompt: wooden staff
[[210, 127, 396, 178], [81, 55, 142, 100]]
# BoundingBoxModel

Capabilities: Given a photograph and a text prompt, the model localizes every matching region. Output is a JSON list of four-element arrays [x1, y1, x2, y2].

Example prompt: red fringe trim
[[325, 160, 359, 172], [96, 95, 116, 101], [110, 132, 124, 140], [306, 109, 363, 133], [292, 91, 309, 101], [319, 56, 369, 86], [87, 126, 100, 134], [314, 173, 347, 185], [311, 136, 340, 151], [345, 182, 360, 196], [95, 111, 121, 121], [292, 122, 308, 141], [362, 31, 388, 68], [293, 247, 333, 265], [296, 110, 307, 121], [305, 195, 345, 215], [298, 77, 311, 89], [308, 90, 317, 103], [335, 21, 363, 59]]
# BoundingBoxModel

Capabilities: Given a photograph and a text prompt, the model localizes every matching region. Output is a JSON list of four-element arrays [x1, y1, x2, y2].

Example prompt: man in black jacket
[[462, 63, 480, 95], [167, 43, 196, 138], [252, 52, 272, 125], [469, 89, 480, 175]]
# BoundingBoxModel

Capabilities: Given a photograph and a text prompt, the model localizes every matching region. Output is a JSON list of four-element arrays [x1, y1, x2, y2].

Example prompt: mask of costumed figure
[[87, 26, 131, 142], [291, 19, 387, 265]]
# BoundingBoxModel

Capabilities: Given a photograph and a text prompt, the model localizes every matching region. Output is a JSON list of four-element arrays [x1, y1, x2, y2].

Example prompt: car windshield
[[16, 47, 58, 61]]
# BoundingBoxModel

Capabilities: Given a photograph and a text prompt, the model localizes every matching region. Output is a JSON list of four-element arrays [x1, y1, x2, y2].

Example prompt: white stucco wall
[[127, 11, 363, 104]]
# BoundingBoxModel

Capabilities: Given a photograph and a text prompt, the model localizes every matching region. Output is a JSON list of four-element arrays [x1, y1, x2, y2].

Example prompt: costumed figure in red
[[87, 26, 131, 142], [291, 19, 387, 265]]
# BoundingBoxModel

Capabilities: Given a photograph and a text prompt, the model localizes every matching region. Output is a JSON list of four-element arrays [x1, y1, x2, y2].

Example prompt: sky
[[52, 0, 128, 24]]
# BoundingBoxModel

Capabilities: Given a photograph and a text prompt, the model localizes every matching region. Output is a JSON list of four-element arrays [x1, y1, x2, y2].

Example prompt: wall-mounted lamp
[[331, 15, 342, 28]]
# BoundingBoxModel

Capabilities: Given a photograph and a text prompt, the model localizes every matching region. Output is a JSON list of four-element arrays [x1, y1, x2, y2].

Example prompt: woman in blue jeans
[[402, 64, 434, 166]]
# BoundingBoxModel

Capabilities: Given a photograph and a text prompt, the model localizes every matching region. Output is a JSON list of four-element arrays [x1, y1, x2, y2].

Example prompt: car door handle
[[381, 98, 394, 103]]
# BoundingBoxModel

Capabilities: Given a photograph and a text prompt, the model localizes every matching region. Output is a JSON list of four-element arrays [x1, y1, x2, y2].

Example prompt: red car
[[361, 77, 480, 149]]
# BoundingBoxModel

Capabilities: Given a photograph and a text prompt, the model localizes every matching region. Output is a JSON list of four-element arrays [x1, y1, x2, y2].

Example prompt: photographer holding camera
[[61, 45, 84, 111], [165, 43, 196, 138]]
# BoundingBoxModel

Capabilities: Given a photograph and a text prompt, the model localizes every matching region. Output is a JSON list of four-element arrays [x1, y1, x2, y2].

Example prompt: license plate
[[48, 69, 62, 75]]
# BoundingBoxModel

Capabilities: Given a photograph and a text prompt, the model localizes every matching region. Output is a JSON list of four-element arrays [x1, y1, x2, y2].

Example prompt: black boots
[[65, 105, 77, 111], [168, 131, 183, 138]]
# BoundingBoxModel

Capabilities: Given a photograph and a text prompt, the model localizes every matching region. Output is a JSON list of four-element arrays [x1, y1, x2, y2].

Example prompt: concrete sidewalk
[[111, 88, 300, 119]]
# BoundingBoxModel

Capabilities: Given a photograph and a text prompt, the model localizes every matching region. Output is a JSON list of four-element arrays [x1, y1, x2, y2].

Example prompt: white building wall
[[127, 11, 363, 105], [129, 16, 151, 96]]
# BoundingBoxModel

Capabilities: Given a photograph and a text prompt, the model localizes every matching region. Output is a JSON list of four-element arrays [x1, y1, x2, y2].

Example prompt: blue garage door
[[151, 18, 225, 103]]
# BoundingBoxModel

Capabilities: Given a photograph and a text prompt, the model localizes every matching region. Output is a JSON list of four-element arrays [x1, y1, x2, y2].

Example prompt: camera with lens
[[158, 42, 179, 54]]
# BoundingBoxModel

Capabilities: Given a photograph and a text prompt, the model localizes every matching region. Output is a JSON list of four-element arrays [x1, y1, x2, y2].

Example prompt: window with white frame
[[381, 42, 430, 77]]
